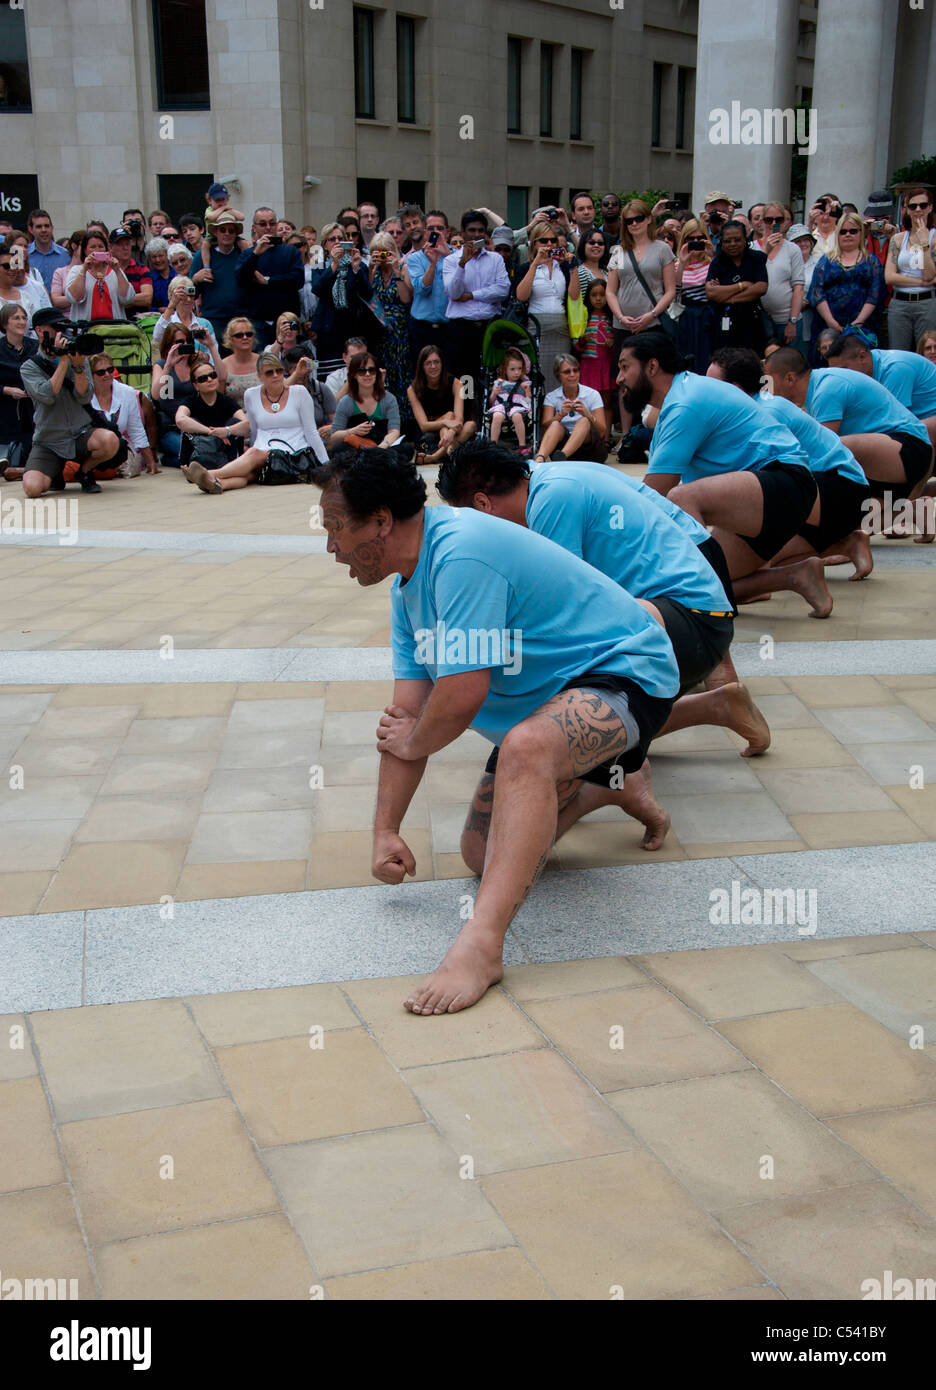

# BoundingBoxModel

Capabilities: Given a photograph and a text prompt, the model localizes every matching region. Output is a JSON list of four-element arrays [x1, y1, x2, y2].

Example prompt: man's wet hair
[[437, 438, 530, 506], [314, 446, 426, 523], [619, 330, 686, 374], [765, 347, 809, 376], [711, 346, 763, 396]]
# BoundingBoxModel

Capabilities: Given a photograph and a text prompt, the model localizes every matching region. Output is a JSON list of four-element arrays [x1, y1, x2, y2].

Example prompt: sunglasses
[[540, 237, 559, 245], [263, 367, 285, 377], [839, 227, 860, 234], [356, 366, 377, 374], [623, 215, 647, 226], [195, 371, 218, 382], [908, 202, 931, 211], [230, 330, 253, 339], [92, 367, 116, 376], [0, 263, 10, 271]]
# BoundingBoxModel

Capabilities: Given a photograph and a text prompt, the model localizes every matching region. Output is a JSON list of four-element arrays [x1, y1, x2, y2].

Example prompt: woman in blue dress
[[808, 211, 884, 362]]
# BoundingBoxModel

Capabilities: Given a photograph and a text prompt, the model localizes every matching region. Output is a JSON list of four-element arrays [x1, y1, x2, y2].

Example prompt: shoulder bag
[[257, 435, 317, 485], [627, 249, 678, 340]]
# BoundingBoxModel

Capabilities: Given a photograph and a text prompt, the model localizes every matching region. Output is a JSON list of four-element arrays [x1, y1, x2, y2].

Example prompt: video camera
[[42, 320, 104, 357]]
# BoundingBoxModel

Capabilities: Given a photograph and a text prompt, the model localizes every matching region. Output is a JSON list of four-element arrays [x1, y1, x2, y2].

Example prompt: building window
[[540, 43, 554, 138], [158, 174, 214, 229], [398, 180, 425, 211], [354, 7, 376, 119], [570, 49, 585, 141], [0, 6, 31, 112], [507, 37, 522, 134], [152, 1, 209, 110], [356, 178, 385, 223], [651, 63, 665, 147], [507, 187, 529, 229], [675, 66, 693, 150], [397, 16, 416, 123]]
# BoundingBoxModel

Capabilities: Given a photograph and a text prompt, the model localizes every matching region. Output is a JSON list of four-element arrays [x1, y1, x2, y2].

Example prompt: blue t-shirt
[[646, 372, 808, 483], [757, 393, 867, 486], [189, 245, 243, 327], [406, 249, 449, 323], [871, 350, 936, 421], [526, 461, 731, 613], [390, 507, 680, 743], [806, 367, 929, 443]]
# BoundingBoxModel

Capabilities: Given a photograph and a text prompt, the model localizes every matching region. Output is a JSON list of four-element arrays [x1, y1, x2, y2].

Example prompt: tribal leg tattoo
[[539, 689, 631, 780]]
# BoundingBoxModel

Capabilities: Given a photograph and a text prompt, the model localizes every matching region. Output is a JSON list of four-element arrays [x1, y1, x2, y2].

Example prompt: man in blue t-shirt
[[710, 347, 874, 582], [765, 347, 933, 506], [437, 440, 773, 758], [617, 332, 834, 617], [825, 333, 936, 540], [315, 446, 680, 1017]]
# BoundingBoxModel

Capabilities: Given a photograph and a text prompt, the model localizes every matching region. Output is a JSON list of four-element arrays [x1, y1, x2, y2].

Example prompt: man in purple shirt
[[442, 210, 510, 400]]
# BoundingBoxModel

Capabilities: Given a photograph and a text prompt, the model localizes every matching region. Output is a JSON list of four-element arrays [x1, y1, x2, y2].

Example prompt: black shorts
[[650, 596, 734, 696], [892, 431, 933, 498], [697, 535, 738, 615], [484, 672, 674, 789], [737, 460, 818, 562], [798, 469, 870, 554]]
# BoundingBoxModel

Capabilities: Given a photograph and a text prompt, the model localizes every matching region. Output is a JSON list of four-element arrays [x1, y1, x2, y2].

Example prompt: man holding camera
[[404, 211, 452, 362], [701, 191, 733, 252], [442, 211, 510, 389], [20, 308, 120, 497], [236, 207, 304, 346]]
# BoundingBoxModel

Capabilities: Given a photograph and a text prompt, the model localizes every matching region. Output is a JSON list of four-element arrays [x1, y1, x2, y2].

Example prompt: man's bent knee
[[22, 473, 48, 498]]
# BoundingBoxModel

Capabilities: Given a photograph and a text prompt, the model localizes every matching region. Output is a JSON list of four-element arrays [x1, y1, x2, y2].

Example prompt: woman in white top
[[515, 221, 581, 390], [151, 276, 220, 356], [65, 230, 134, 322], [535, 353, 607, 463], [885, 186, 936, 349], [182, 351, 328, 493], [0, 240, 51, 333], [758, 201, 805, 345], [88, 352, 158, 475], [807, 193, 843, 262]]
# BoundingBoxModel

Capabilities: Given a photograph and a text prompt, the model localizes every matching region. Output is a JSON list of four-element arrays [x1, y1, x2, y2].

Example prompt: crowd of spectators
[[1, 178, 933, 490]]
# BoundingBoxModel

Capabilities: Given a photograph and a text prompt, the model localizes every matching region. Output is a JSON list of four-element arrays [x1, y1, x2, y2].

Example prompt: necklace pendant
[[271, 401, 281, 412]]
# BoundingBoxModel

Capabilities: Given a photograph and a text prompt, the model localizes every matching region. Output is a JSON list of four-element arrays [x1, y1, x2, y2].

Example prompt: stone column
[[692, 0, 799, 214], [805, 0, 888, 208]]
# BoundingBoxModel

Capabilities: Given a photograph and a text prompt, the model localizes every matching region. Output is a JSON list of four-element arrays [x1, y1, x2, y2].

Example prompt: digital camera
[[43, 320, 103, 357]]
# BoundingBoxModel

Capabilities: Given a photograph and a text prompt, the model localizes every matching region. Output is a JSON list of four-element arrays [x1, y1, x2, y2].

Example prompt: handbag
[[257, 436, 317, 485], [190, 434, 233, 469], [628, 249, 678, 340], [567, 287, 588, 339], [666, 287, 686, 321]]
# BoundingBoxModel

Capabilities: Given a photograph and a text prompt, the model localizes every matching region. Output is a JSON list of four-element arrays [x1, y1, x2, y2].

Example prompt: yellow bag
[[567, 280, 588, 340]]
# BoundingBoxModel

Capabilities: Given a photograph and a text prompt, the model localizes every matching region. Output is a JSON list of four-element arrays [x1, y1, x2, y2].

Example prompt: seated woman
[[0, 303, 37, 479], [150, 323, 199, 467], [88, 351, 158, 475], [152, 276, 220, 359], [178, 354, 251, 479], [407, 343, 476, 463], [220, 317, 260, 406], [328, 351, 402, 448], [535, 352, 608, 463], [182, 350, 328, 493]]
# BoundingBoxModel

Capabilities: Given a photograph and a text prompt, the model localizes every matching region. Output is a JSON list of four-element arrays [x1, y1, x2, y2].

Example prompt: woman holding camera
[[150, 324, 200, 467], [674, 220, 715, 374], [808, 194, 844, 262], [64, 230, 134, 322], [152, 276, 222, 365], [308, 222, 373, 366], [265, 311, 317, 365], [182, 351, 327, 494], [366, 231, 413, 411], [759, 201, 805, 347], [515, 221, 582, 390]]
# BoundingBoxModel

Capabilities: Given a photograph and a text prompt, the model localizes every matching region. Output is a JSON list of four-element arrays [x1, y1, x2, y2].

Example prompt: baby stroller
[[477, 316, 545, 456], [84, 320, 153, 393]]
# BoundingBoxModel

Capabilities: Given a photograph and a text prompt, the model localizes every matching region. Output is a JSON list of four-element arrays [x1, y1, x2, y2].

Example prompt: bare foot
[[823, 529, 873, 580], [797, 555, 834, 618], [714, 682, 771, 757], [404, 933, 504, 1015], [738, 593, 772, 604], [608, 759, 670, 849], [913, 531, 935, 545]]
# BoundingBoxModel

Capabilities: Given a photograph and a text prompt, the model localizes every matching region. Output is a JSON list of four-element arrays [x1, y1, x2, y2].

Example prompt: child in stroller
[[486, 347, 533, 455]]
